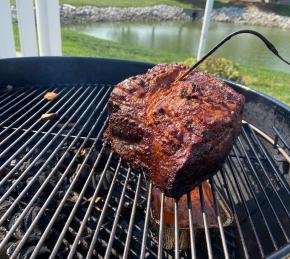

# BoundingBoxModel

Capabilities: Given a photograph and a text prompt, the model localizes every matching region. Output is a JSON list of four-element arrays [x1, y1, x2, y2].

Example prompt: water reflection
[[68, 21, 290, 73]]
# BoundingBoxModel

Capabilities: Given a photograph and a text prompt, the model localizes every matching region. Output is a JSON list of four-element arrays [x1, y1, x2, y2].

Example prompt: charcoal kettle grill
[[0, 57, 289, 259]]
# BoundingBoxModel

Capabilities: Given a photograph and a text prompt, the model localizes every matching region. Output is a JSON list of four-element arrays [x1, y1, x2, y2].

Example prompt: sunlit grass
[[12, 22, 290, 105], [62, 29, 290, 105], [10, 0, 290, 17], [59, 0, 290, 17]]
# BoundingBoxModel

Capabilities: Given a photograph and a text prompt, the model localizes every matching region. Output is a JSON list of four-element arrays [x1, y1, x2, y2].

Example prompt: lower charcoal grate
[[0, 83, 289, 259]]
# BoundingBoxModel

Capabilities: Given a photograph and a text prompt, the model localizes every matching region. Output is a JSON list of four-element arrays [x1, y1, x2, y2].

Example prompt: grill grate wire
[[0, 84, 289, 259]]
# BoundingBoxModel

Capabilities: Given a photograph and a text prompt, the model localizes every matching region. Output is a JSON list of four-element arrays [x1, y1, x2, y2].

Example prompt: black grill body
[[0, 57, 289, 259]]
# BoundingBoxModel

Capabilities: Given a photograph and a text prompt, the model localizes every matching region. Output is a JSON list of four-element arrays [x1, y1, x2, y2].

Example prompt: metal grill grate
[[0, 84, 289, 259]]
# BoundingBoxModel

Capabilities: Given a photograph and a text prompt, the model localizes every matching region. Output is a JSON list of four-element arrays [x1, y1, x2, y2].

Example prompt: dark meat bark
[[104, 64, 245, 198]]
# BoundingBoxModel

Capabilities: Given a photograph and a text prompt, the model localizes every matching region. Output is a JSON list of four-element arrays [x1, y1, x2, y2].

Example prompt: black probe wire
[[176, 29, 290, 82]]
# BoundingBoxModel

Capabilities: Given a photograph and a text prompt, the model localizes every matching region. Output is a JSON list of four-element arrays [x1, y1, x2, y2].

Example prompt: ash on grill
[[0, 141, 238, 259], [0, 141, 96, 257]]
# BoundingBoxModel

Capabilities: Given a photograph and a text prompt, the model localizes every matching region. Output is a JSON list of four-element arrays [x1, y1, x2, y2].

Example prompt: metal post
[[197, 0, 214, 61], [0, 0, 16, 58]]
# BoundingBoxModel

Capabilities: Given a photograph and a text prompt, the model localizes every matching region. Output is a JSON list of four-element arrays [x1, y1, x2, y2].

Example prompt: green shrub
[[182, 57, 242, 82]]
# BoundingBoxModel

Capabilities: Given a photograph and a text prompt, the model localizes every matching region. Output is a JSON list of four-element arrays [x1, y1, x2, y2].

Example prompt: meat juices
[[150, 182, 233, 250], [104, 64, 245, 198]]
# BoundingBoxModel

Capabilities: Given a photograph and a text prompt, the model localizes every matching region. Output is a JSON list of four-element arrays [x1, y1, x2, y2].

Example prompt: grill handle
[[175, 29, 290, 82]]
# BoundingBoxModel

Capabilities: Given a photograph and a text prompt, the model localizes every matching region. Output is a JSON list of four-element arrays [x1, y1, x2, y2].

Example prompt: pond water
[[68, 21, 290, 73]]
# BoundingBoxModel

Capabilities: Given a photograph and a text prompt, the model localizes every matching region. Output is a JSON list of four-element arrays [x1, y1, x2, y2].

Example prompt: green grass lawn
[[57, 0, 290, 17], [53, 0, 290, 105], [62, 30, 187, 63], [58, 0, 226, 8], [10, 0, 290, 16], [256, 2, 290, 17], [9, 0, 197, 8], [59, 0, 195, 8], [62, 30, 290, 105], [12, 25, 290, 105], [239, 65, 290, 105]]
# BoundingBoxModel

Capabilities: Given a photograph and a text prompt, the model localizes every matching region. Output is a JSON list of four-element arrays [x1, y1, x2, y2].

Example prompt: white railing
[[0, 0, 62, 58], [197, 0, 214, 60]]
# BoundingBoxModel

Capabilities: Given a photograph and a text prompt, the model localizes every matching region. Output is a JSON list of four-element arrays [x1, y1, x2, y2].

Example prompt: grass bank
[[239, 65, 290, 105], [62, 30, 290, 105], [59, 0, 229, 8], [10, 0, 198, 8], [10, 0, 290, 16], [57, 0, 290, 17], [13, 27, 290, 105], [62, 30, 187, 63], [59, 0, 194, 8]]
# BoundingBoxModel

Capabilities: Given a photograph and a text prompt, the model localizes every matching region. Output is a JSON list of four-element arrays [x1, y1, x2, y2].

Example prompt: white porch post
[[0, 0, 16, 58], [47, 0, 62, 56], [16, 0, 38, 56], [197, 0, 214, 61], [35, 0, 62, 56]]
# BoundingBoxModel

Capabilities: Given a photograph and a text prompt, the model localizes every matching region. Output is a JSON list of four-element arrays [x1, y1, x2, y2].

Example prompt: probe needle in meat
[[175, 29, 290, 83]]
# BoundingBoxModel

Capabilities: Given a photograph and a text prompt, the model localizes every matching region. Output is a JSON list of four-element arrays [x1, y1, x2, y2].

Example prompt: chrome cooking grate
[[0, 84, 289, 259]]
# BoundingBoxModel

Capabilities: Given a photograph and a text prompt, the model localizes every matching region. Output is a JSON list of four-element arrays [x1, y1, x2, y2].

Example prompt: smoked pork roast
[[104, 64, 245, 198]]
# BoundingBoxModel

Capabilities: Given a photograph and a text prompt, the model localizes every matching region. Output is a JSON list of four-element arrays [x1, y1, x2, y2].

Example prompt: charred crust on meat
[[104, 64, 245, 198]]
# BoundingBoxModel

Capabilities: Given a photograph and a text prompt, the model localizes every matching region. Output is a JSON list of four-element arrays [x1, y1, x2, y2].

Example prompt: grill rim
[[0, 56, 288, 110], [0, 56, 289, 141]]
